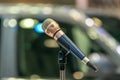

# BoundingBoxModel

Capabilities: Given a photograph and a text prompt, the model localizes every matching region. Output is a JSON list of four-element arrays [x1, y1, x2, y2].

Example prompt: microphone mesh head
[[42, 18, 55, 31]]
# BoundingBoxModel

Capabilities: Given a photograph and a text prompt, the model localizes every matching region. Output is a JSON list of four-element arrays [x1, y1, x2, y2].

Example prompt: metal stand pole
[[58, 46, 70, 80], [60, 64, 66, 80]]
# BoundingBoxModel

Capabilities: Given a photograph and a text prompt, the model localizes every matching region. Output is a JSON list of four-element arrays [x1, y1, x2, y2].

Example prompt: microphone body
[[57, 34, 87, 62], [42, 18, 97, 71]]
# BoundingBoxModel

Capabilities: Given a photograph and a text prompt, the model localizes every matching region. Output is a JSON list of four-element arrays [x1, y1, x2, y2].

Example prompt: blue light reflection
[[34, 23, 44, 33]]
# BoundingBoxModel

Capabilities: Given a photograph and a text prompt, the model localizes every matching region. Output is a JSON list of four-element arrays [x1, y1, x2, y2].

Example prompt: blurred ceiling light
[[92, 17, 103, 26], [87, 29, 99, 40], [89, 53, 101, 62], [30, 74, 41, 79], [69, 9, 84, 21], [73, 71, 84, 80], [3, 19, 17, 28], [116, 45, 120, 55], [20, 5, 30, 12], [6, 77, 26, 80], [9, 7, 20, 14], [42, 7, 52, 15], [7, 77, 15, 80], [44, 39, 58, 48], [5, 77, 26, 80], [8, 19, 17, 28], [19, 18, 38, 29], [3, 19, 9, 27], [34, 23, 44, 33], [29, 7, 40, 14], [85, 18, 94, 27]]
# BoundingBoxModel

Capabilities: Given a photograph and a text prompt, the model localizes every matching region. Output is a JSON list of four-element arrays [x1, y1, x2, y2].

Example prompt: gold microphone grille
[[42, 18, 55, 31]]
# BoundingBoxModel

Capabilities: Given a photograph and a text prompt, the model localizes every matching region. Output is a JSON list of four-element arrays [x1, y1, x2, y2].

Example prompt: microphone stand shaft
[[60, 64, 66, 80], [58, 46, 69, 80]]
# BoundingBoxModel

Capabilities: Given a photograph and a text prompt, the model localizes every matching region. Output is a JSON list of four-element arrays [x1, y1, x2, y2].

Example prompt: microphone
[[42, 18, 98, 72]]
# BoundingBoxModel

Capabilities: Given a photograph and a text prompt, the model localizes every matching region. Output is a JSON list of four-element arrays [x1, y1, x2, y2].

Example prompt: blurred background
[[0, 0, 120, 80]]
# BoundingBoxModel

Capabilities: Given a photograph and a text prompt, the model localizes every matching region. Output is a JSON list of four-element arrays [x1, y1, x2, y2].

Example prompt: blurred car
[[0, 3, 120, 80]]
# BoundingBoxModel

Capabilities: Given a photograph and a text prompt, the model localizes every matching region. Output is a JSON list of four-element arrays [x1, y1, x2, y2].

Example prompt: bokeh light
[[34, 23, 44, 33]]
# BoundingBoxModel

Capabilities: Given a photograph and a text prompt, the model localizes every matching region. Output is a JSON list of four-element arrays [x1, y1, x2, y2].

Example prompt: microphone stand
[[58, 46, 70, 80]]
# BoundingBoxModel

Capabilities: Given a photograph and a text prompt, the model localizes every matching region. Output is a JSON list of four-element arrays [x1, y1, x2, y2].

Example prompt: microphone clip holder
[[58, 46, 70, 80]]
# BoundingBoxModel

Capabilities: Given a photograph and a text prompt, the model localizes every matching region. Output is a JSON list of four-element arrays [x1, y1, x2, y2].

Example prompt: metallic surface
[[45, 21, 61, 38], [60, 70, 66, 80], [81, 57, 90, 64], [54, 30, 64, 40]]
